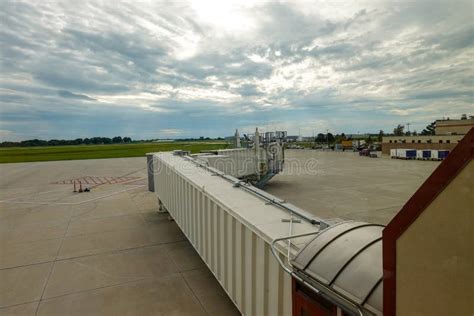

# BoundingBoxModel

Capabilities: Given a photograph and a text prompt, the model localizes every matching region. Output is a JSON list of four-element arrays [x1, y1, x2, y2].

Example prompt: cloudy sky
[[0, 0, 473, 141]]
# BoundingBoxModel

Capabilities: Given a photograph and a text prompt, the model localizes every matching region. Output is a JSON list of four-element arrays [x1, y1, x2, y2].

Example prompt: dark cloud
[[236, 84, 263, 97], [407, 90, 474, 101], [35, 69, 129, 93], [0, 93, 28, 104], [257, 2, 331, 43], [0, 0, 473, 141], [435, 27, 474, 51], [57, 90, 96, 101]]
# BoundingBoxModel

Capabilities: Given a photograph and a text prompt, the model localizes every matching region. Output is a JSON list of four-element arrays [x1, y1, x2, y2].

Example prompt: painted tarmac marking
[[0, 185, 146, 206], [52, 175, 142, 185]]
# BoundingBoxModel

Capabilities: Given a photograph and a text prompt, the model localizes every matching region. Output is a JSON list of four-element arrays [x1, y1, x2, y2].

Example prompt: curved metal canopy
[[292, 221, 384, 315]]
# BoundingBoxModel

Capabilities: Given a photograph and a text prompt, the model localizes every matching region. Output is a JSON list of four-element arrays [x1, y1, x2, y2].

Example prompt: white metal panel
[[416, 150, 423, 159], [151, 152, 318, 316], [196, 147, 277, 178], [431, 149, 449, 160], [397, 148, 407, 158]]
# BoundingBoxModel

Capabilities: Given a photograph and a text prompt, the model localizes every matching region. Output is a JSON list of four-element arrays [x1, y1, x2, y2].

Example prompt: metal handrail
[[183, 154, 324, 226], [270, 231, 320, 274], [270, 232, 365, 316]]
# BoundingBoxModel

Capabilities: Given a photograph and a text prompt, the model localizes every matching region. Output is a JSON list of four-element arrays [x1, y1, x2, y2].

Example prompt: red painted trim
[[292, 278, 298, 316], [382, 127, 474, 316], [292, 278, 338, 316]]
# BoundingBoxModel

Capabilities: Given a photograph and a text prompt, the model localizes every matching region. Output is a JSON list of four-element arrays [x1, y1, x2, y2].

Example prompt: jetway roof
[[153, 152, 320, 251], [292, 221, 384, 315]]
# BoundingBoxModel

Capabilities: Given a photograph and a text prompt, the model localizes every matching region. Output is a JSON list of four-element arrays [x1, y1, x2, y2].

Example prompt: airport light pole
[[326, 129, 329, 149]]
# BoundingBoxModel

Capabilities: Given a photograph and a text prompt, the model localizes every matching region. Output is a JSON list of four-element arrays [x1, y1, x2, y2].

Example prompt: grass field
[[0, 142, 229, 163]]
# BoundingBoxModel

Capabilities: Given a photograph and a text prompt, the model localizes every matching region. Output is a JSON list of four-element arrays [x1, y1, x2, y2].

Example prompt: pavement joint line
[[1, 235, 66, 248], [162, 239, 212, 315], [0, 299, 39, 311], [35, 204, 75, 316], [32, 203, 184, 316], [69, 200, 100, 219], [63, 222, 177, 239], [116, 166, 147, 178], [38, 275, 177, 302], [35, 273, 192, 309], [2, 208, 162, 232], [0, 211, 162, 234], [343, 203, 404, 215], [55, 237, 187, 262], [161, 245, 208, 273], [0, 259, 55, 271], [180, 269, 211, 316], [0, 185, 146, 205], [0, 239, 188, 272], [0, 188, 71, 202], [125, 189, 154, 227]]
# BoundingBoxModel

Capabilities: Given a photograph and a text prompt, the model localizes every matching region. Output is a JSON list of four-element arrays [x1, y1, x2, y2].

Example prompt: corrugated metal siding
[[197, 154, 258, 178], [214, 148, 263, 177], [153, 154, 294, 316]]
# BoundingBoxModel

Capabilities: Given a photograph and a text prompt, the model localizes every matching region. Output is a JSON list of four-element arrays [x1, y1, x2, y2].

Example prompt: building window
[[394, 140, 397, 143], [411, 140, 415, 143], [418, 140, 421, 143], [439, 140, 443, 143], [446, 140, 450, 144], [389, 140, 392, 143]]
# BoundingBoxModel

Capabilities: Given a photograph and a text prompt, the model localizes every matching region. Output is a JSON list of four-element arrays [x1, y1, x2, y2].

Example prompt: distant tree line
[[289, 120, 439, 146], [314, 133, 336, 143], [0, 120, 444, 148], [177, 136, 225, 141], [0, 136, 132, 148], [312, 132, 384, 145], [392, 121, 436, 137]]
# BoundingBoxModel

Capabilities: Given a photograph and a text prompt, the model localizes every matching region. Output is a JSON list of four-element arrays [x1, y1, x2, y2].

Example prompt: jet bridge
[[146, 127, 474, 316], [147, 150, 384, 316], [194, 128, 286, 188]]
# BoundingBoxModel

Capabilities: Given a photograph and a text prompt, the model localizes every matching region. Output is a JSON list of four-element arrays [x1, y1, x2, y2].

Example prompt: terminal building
[[382, 117, 474, 155]]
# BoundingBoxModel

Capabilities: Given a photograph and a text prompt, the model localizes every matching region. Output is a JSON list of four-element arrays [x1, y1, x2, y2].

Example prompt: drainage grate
[[52, 176, 142, 185]]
